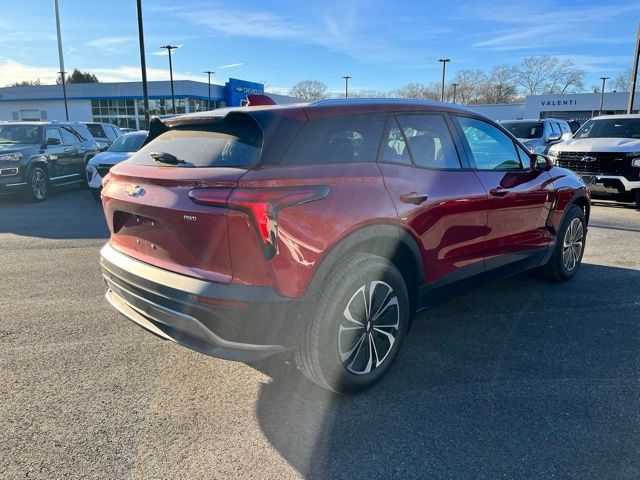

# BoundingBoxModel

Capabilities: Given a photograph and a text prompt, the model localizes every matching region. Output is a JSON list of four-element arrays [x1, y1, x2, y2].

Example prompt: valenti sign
[[541, 99, 578, 107]]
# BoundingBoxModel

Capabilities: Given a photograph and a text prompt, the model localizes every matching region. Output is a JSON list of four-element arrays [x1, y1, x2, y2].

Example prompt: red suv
[[100, 99, 590, 393]]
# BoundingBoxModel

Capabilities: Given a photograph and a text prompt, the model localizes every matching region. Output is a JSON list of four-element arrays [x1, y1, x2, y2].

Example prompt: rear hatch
[[101, 112, 264, 284]]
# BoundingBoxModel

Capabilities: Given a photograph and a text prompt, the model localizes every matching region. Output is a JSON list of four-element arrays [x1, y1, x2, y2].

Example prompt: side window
[[516, 144, 532, 166], [281, 114, 386, 164], [44, 128, 63, 145], [551, 123, 561, 136], [380, 118, 411, 164], [559, 122, 571, 135], [397, 114, 461, 169], [60, 127, 79, 145], [456, 116, 523, 170]]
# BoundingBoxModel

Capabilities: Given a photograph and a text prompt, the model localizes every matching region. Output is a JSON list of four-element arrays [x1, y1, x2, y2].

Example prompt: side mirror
[[46, 137, 61, 146], [530, 154, 553, 171], [546, 132, 561, 143]]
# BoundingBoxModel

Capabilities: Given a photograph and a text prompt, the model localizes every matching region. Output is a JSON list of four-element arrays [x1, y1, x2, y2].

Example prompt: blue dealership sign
[[225, 78, 264, 106]]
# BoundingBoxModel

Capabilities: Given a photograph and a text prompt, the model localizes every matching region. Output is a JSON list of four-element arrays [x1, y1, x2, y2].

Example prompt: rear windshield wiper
[[150, 151, 186, 165]]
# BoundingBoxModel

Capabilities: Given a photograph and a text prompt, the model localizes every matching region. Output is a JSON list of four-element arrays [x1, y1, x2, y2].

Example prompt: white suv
[[547, 114, 640, 208]]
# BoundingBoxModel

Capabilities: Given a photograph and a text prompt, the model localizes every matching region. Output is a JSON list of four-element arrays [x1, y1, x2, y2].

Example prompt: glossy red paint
[[101, 100, 590, 305]]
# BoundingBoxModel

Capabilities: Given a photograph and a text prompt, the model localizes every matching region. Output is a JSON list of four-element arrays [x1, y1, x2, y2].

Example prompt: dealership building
[[468, 91, 639, 122], [0, 78, 297, 129]]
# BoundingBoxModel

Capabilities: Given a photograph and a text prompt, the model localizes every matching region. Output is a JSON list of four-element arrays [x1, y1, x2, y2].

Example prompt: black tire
[[634, 189, 640, 209], [27, 166, 49, 202], [90, 187, 102, 201], [296, 253, 409, 394], [541, 205, 587, 282]]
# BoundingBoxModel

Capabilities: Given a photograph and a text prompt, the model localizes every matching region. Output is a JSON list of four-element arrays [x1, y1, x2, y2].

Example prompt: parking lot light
[[161, 45, 179, 114], [438, 58, 450, 102], [204, 70, 214, 110]]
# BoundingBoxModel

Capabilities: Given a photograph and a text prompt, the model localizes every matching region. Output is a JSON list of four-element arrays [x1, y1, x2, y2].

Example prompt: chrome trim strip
[[594, 175, 640, 191], [3, 182, 27, 187], [49, 173, 82, 180]]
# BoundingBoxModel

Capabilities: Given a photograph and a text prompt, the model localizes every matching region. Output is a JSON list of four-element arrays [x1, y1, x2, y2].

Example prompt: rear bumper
[[100, 243, 302, 362]]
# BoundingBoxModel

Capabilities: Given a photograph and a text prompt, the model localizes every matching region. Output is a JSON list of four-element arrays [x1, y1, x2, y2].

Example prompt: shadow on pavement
[[0, 186, 109, 240], [253, 264, 640, 479]]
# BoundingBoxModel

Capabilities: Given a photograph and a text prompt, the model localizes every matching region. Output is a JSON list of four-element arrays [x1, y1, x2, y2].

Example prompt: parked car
[[0, 121, 99, 201], [501, 118, 572, 154], [100, 99, 590, 393], [82, 122, 123, 151], [548, 114, 640, 208], [567, 119, 581, 134], [86, 131, 148, 200]]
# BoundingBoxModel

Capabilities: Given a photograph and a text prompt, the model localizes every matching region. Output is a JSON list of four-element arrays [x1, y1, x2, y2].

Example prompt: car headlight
[[625, 152, 640, 158], [632, 158, 640, 168], [0, 152, 23, 162]]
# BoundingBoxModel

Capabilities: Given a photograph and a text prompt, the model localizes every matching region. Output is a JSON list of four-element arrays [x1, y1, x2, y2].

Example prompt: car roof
[[164, 98, 483, 127], [501, 118, 568, 123], [590, 114, 640, 120]]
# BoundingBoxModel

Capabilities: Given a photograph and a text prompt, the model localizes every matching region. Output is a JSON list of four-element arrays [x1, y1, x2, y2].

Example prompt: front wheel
[[634, 189, 640, 209], [296, 254, 409, 393], [541, 204, 587, 281], [28, 167, 49, 202]]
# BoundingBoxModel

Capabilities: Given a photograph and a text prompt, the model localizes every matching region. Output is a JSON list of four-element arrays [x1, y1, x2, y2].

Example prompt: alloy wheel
[[31, 170, 47, 200], [562, 217, 584, 272], [337, 280, 400, 375]]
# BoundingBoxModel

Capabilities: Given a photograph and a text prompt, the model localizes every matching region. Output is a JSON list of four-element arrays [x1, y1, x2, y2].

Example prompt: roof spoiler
[[247, 94, 277, 106]]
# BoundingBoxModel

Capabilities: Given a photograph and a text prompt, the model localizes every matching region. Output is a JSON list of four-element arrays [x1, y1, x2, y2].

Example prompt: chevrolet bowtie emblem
[[125, 184, 145, 197], [580, 156, 596, 162]]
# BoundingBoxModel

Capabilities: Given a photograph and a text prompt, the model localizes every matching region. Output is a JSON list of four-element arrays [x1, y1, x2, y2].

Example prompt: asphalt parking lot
[[1, 186, 639, 480]]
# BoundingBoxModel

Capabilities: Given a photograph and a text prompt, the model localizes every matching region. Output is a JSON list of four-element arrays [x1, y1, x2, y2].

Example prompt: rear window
[[86, 124, 107, 138], [281, 114, 386, 164], [129, 115, 263, 168]]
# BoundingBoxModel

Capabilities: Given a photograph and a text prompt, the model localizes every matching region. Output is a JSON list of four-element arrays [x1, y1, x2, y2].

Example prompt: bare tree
[[513, 56, 584, 95], [450, 70, 486, 104], [393, 82, 439, 100], [7, 79, 43, 87], [613, 68, 638, 92], [289, 80, 329, 100], [477, 65, 518, 104]]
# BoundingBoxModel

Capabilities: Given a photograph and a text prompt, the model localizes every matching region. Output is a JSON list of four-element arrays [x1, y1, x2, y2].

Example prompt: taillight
[[189, 186, 330, 259]]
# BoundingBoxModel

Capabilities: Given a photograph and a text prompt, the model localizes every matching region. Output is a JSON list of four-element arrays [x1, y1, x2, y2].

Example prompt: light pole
[[161, 44, 179, 114], [438, 58, 450, 102], [204, 70, 214, 110], [452, 83, 460, 103], [342, 75, 351, 98], [599, 76, 610, 114], [54, 0, 69, 120], [136, 0, 149, 129]]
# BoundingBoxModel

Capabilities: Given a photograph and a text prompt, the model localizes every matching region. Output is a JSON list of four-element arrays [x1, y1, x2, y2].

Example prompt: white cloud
[[0, 58, 59, 86], [217, 63, 244, 69], [88, 36, 136, 53]]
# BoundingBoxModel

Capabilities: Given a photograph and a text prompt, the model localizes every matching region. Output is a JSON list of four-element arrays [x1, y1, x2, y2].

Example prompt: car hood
[[550, 137, 640, 153], [0, 144, 38, 155], [88, 151, 135, 166]]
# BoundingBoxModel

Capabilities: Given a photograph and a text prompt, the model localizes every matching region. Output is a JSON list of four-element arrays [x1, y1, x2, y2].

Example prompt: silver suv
[[501, 118, 572, 154]]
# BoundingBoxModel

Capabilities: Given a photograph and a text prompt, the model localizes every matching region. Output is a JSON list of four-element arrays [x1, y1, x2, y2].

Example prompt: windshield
[[108, 133, 147, 152], [0, 125, 41, 145], [501, 122, 544, 139], [574, 118, 640, 139], [130, 115, 262, 167]]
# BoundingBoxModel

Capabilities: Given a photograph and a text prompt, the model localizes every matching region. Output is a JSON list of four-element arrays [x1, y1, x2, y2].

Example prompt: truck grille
[[556, 152, 627, 175]]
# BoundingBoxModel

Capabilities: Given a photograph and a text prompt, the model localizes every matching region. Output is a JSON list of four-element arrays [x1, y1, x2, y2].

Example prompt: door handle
[[400, 192, 429, 205], [489, 187, 510, 197], [63, 147, 74, 153]]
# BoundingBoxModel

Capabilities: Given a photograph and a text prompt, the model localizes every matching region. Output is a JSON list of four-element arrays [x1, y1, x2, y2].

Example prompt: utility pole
[[627, 23, 640, 114], [342, 75, 351, 98], [136, 0, 150, 128], [599, 76, 609, 114], [438, 58, 450, 102], [204, 70, 214, 110], [161, 45, 179, 114], [452, 83, 460, 103], [54, 0, 69, 120]]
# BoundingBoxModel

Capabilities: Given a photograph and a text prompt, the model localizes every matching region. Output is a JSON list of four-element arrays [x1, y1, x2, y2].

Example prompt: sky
[[1, 0, 639, 95]]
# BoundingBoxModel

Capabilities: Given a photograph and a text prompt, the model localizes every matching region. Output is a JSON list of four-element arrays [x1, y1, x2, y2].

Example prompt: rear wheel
[[541, 204, 586, 281], [635, 189, 640, 209], [296, 254, 409, 393], [27, 167, 49, 202]]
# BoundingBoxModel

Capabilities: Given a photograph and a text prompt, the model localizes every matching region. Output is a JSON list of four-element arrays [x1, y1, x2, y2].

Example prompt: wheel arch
[[307, 223, 424, 323]]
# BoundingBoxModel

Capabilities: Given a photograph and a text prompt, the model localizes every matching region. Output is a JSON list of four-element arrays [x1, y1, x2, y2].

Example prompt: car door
[[378, 113, 489, 288], [59, 126, 84, 177], [43, 127, 71, 179], [452, 115, 555, 271]]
